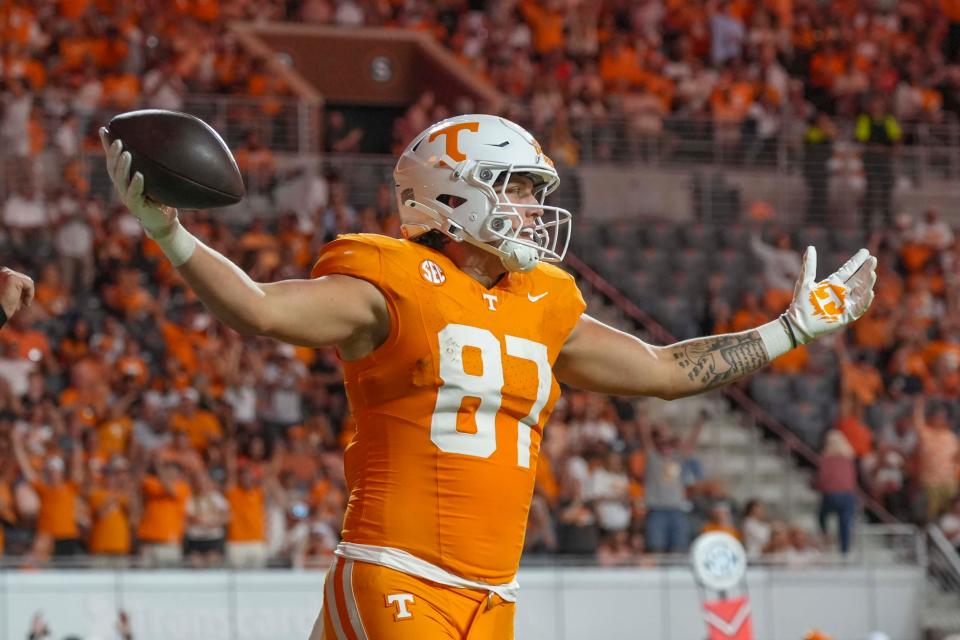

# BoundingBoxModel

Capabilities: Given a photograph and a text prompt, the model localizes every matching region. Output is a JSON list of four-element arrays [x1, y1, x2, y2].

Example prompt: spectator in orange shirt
[[224, 439, 270, 569], [12, 422, 85, 559], [137, 455, 191, 568], [838, 342, 884, 411], [170, 389, 222, 452], [0, 465, 16, 556], [278, 426, 317, 487], [87, 457, 133, 567], [96, 391, 136, 458], [159, 429, 205, 477], [33, 263, 70, 318], [730, 291, 769, 333], [518, 0, 565, 55], [835, 396, 873, 458], [852, 303, 896, 352]]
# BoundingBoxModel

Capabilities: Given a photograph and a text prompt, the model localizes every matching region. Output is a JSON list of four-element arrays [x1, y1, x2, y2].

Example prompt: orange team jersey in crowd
[[311, 234, 585, 584], [0, 482, 14, 553], [137, 476, 191, 544], [34, 481, 80, 540], [87, 488, 131, 554], [225, 485, 265, 543]]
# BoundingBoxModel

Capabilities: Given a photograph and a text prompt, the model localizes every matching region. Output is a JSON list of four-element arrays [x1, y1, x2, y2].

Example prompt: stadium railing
[[0, 523, 921, 571], [572, 113, 960, 178], [927, 525, 960, 594]]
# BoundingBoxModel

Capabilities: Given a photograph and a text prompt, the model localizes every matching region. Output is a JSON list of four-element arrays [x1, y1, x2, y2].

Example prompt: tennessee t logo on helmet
[[428, 121, 480, 164]]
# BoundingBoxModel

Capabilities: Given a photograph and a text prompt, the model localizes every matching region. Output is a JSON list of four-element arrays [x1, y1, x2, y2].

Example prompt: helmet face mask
[[394, 114, 572, 272]]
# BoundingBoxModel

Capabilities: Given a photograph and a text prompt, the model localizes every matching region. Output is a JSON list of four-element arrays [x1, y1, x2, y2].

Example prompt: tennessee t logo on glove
[[809, 281, 847, 323], [759, 246, 878, 359]]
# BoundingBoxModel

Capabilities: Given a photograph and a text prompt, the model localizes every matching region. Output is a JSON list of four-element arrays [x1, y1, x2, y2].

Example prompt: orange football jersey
[[311, 233, 585, 583]]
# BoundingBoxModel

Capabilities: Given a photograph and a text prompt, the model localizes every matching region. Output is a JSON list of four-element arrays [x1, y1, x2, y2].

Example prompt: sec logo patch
[[420, 260, 446, 285]]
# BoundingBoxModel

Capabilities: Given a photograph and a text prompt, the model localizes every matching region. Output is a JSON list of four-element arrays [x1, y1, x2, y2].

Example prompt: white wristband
[[757, 317, 794, 360], [147, 220, 198, 267]]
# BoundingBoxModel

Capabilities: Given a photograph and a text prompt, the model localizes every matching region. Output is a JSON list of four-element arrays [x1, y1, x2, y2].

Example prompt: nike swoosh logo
[[527, 292, 549, 302], [484, 141, 510, 148]]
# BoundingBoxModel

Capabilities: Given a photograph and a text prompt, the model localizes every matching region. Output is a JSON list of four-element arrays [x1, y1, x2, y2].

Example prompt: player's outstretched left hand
[[781, 246, 877, 345]]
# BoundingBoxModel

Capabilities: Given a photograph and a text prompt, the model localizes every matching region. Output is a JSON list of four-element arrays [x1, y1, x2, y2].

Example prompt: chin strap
[[500, 240, 539, 272]]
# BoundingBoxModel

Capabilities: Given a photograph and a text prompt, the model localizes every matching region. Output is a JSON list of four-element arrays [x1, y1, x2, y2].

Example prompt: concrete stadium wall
[[0, 565, 922, 640]]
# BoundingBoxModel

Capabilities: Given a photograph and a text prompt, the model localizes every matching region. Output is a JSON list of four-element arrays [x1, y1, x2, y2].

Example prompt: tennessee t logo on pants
[[385, 594, 415, 621]]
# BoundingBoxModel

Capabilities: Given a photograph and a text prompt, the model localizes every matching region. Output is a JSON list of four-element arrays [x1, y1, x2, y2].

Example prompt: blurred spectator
[[786, 525, 823, 565], [234, 129, 274, 189], [137, 456, 191, 568], [641, 422, 698, 553], [597, 530, 633, 567], [803, 113, 836, 222], [3, 183, 46, 235], [702, 503, 740, 539], [910, 209, 954, 252], [816, 430, 858, 554], [11, 420, 84, 560], [750, 230, 801, 301], [170, 389, 222, 452], [584, 450, 631, 534], [184, 471, 229, 568], [740, 499, 771, 559], [861, 441, 909, 523], [324, 111, 364, 154], [855, 96, 901, 230], [555, 481, 599, 556], [87, 457, 133, 568], [224, 439, 269, 569], [709, 1, 746, 67], [912, 396, 960, 521]]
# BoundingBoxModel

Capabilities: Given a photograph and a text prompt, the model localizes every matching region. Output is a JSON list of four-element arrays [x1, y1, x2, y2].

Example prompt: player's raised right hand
[[100, 128, 178, 238], [781, 246, 877, 346]]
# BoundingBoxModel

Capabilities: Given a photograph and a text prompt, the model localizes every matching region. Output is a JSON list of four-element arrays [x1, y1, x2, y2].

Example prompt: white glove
[[759, 246, 877, 358], [99, 128, 197, 266]]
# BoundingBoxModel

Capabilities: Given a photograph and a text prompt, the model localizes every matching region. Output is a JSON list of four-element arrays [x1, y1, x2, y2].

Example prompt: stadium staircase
[[924, 526, 960, 639]]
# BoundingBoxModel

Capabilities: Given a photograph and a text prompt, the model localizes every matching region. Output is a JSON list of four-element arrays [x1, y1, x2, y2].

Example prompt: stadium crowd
[[5, 0, 960, 168], [1, 158, 959, 568], [0, 0, 959, 569]]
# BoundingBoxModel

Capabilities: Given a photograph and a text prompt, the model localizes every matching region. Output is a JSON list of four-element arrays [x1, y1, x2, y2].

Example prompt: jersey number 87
[[430, 324, 551, 469]]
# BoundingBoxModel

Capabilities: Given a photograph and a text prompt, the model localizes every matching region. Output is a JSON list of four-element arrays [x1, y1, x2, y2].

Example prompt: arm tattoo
[[671, 330, 769, 391]]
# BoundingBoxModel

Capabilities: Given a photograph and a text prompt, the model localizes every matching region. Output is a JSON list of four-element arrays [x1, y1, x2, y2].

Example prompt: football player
[[101, 114, 876, 640]]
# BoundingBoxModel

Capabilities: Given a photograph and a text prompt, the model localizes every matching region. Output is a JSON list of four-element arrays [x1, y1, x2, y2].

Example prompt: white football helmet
[[394, 114, 572, 272]]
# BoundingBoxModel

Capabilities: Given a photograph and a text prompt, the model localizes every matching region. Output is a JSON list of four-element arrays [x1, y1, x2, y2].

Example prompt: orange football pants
[[309, 556, 515, 640]]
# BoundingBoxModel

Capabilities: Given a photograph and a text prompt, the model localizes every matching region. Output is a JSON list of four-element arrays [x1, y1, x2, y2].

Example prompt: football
[[105, 109, 245, 209]]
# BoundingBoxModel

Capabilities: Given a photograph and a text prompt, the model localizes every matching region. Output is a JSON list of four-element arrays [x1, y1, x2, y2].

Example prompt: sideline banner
[[690, 532, 753, 640]]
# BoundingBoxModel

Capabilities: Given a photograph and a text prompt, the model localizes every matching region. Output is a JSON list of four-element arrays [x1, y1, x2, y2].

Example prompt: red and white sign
[[703, 596, 753, 640]]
